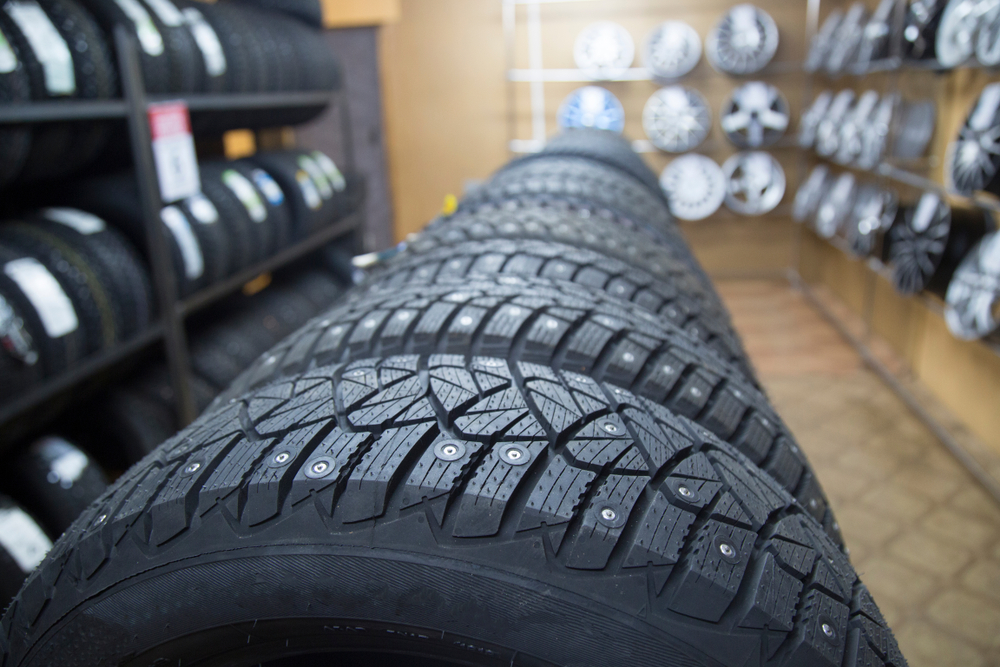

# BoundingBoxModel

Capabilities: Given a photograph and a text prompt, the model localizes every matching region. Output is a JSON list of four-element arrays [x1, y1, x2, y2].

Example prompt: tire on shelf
[[230, 160, 294, 252], [0, 280, 46, 402], [0, 493, 51, 609], [80, 0, 172, 94], [0, 224, 114, 355], [139, 0, 202, 93], [0, 20, 32, 187], [0, 347, 902, 666], [197, 175, 255, 277], [214, 275, 843, 548], [5, 436, 107, 537], [200, 161, 275, 265], [176, 193, 232, 287], [0, 245, 85, 377], [239, 0, 323, 29]]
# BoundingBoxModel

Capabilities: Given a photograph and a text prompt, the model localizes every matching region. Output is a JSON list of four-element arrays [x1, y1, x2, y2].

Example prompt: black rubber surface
[[0, 494, 50, 609], [512, 129, 665, 200], [215, 275, 842, 548], [0, 21, 33, 186], [82, 0, 172, 94], [239, 0, 323, 28], [0, 351, 901, 666], [5, 436, 107, 537]]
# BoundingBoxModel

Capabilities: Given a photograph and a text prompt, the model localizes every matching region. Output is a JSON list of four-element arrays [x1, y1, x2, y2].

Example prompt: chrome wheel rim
[[643, 21, 701, 79], [722, 151, 785, 215], [720, 81, 789, 148], [660, 154, 727, 221], [556, 86, 626, 132], [814, 172, 857, 238], [793, 164, 831, 222], [642, 86, 711, 152], [574, 22, 635, 79], [706, 4, 779, 75], [945, 231, 1000, 339]]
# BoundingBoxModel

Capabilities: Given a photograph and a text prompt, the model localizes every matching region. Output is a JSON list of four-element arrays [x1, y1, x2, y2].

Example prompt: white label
[[0, 27, 17, 73], [182, 7, 225, 76], [311, 152, 347, 192], [0, 508, 51, 572], [296, 170, 322, 210], [298, 156, 333, 199], [222, 169, 267, 223], [971, 84, 1000, 131], [42, 208, 106, 235], [149, 102, 200, 203], [143, 0, 183, 26], [912, 192, 940, 233], [252, 169, 284, 205], [160, 206, 204, 279], [5, 1, 75, 95], [4, 257, 78, 338], [185, 193, 218, 224], [113, 0, 163, 56]]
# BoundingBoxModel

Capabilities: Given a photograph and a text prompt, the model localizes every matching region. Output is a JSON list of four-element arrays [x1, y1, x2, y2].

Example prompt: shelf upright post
[[114, 26, 197, 426]]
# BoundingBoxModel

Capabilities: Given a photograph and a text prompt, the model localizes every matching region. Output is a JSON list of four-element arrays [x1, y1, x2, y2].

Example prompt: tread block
[[288, 431, 373, 506], [564, 474, 649, 570], [732, 413, 778, 465], [518, 454, 596, 531], [348, 375, 426, 427], [763, 439, 806, 492], [667, 520, 755, 622], [620, 407, 686, 476], [452, 440, 547, 537], [700, 386, 749, 440], [197, 438, 276, 515], [525, 379, 586, 435], [453, 388, 538, 438], [338, 423, 437, 522], [770, 517, 820, 577], [623, 489, 695, 568], [708, 451, 787, 528], [739, 552, 803, 632], [429, 364, 479, 415], [785, 589, 849, 667], [400, 437, 485, 512]]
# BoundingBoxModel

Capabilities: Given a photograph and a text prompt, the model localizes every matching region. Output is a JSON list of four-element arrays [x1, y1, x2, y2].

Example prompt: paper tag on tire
[[149, 102, 200, 204]]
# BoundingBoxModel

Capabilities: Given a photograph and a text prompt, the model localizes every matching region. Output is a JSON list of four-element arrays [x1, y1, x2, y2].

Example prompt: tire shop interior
[[0, 0, 999, 665]]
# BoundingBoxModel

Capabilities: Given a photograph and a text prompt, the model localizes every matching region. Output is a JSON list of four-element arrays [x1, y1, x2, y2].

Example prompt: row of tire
[[3, 127, 907, 665], [0, 147, 361, 399], [799, 89, 936, 171], [0, 257, 351, 605], [0, 0, 339, 186], [795, 164, 1000, 341], [808, 0, 1000, 74]]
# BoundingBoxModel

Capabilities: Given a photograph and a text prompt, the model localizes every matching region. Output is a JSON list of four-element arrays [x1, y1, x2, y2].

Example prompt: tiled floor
[[716, 279, 1000, 667]]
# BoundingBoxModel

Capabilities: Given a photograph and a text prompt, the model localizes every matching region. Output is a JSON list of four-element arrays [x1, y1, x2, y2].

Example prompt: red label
[[148, 101, 191, 140]]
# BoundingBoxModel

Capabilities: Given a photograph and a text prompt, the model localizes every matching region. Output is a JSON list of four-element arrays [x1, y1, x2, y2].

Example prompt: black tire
[[370, 237, 749, 376], [138, 0, 201, 93], [0, 282, 45, 401], [5, 436, 107, 537], [176, 3, 226, 93], [415, 201, 732, 334], [0, 494, 51, 609], [248, 151, 332, 239], [32, 207, 153, 340], [81, 0, 172, 93], [200, 161, 273, 266], [232, 159, 294, 252], [34, 0, 117, 179], [0, 7, 74, 183], [464, 156, 678, 245], [0, 245, 84, 377], [515, 128, 664, 200], [198, 173, 254, 276], [1, 352, 901, 667], [216, 275, 842, 548], [177, 193, 232, 286], [0, 224, 113, 354], [0, 21, 33, 186]]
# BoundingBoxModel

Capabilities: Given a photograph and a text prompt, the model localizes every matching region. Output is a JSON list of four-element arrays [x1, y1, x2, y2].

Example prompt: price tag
[[148, 101, 200, 204]]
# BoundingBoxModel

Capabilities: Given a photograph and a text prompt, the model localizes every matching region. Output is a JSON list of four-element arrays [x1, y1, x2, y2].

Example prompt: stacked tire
[[65, 148, 362, 297], [1, 129, 907, 667]]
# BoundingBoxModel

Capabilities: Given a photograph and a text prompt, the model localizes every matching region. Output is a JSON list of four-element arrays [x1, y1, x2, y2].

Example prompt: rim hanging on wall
[[720, 81, 789, 148], [814, 172, 858, 239], [659, 154, 726, 221], [946, 82, 1000, 194], [945, 230, 1000, 339], [643, 21, 701, 80], [642, 86, 711, 152], [574, 21, 635, 79], [557, 86, 626, 133], [793, 164, 832, 223], [705, 4, 778, 75], [721, 151, 785, 215]]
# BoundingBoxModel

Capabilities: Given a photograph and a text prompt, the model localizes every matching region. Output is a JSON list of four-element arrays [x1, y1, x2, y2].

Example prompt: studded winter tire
[[0, 345, 905, 666]]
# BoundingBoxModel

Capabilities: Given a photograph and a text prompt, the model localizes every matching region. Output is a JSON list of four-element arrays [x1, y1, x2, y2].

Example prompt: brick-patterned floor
[[717, 279, 1000, 667]]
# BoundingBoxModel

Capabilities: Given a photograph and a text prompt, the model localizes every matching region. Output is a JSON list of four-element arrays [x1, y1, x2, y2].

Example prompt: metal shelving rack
[[793, 0, 1000, 502], [0, 26, 360, 444]]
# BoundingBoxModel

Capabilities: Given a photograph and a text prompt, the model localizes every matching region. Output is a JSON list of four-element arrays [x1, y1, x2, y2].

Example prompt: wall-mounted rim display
[[888, 191, 953, 294], [836, 90, 880, 165], [857, 93, 895, 170], [556, 86, 625, 133], [643, 21, 701, 80], [720, 81, 789, 148], [804, 9, 843, 73], [814, 172, 858, 239], [976, 0, 1000, 65], [936, 0, 988, 68], [659, 153, 726, 221], [705, 4, 778, 75], [902, 0, 947, 62], [642, 86, 711, 152], [847, 184, 899, 258], [815, 89, 856, 158], [855, 0, 897, 70], [793, 164, 832, 222], [721, 151, 785, 215], [892, 98, 936, 159], [945, 230, 1000, 339], [798, 90, 833, 149], [573, 21, 635, 79], [946, 82, 1000, 195], [825, 2, 870, 74]]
